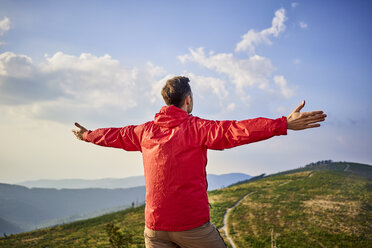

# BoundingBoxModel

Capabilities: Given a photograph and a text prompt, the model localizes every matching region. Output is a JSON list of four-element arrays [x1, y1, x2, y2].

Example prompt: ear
[[184, 95, 191, 105]]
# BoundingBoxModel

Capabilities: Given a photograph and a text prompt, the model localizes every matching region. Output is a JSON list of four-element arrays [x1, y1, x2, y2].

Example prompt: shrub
[[105, 223, 133, 248]]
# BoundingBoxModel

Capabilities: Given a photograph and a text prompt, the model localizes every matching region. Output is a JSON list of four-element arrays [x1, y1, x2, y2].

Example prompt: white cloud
[[273, 75, 294, 99], [291, 2, 299, 8], [235, 8, 287, 54], [179, 47, 298, 103], [0, 52, 34, 77], [299, 21, 308, 29], [179, 8, 296, 104], [179, 47, 275, 92], [185, 73, 228, 100], [0, 17, 10, 36], [185, 73, 233, 114], [0, 51, 167, 123]]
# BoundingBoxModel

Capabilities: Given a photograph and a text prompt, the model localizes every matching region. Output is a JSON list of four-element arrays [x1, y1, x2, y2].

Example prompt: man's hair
[[161, 76, 191, 108]]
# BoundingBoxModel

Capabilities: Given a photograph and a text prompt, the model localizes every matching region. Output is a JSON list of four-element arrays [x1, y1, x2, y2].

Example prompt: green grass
[[0, 162, 371, 247], [229, 170, 372, 248]]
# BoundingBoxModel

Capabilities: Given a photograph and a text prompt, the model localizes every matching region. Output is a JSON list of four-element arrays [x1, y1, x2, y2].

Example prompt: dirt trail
[[220, 180, 293, 247], [220, 192, 254, 248]]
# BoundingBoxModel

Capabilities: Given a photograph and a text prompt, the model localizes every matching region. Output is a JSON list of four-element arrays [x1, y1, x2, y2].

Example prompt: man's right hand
[[72, 122, 88, 140]]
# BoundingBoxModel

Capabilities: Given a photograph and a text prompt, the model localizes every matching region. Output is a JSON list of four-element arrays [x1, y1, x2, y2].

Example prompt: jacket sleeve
[[198, 116, 287, 150], [83, 125, 142, 152]]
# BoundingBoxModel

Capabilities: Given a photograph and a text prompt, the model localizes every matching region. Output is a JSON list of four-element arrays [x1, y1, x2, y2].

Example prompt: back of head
[[161, 76, 191, 108]]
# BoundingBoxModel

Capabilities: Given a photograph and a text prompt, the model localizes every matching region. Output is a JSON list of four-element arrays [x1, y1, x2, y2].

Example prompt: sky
[[0, 0, 371, 184]]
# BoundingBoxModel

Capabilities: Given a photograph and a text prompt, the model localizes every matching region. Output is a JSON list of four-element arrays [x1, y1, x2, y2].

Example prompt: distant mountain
[[17, 173, 251, 190], [0, 183, 146, 236], [207, 173, 251, 190], [1, 161, 370, 247], [17, 176, 145, 189]]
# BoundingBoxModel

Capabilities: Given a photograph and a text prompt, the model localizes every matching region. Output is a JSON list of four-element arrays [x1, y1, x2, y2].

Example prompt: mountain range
[[17, 173, 251, 190]]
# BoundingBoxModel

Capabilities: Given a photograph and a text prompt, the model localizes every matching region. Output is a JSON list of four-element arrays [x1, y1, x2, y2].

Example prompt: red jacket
[[83, 105, 287, 231]]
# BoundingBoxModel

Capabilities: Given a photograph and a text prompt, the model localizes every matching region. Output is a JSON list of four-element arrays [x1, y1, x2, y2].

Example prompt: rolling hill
[[0, 161, 370, 247]]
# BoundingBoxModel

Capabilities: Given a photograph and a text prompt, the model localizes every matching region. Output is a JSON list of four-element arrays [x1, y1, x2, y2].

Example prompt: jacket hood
[[154, 105, 190, 128]]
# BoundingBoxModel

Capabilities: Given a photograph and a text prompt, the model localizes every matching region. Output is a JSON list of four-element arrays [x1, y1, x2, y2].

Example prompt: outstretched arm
[[72, 122, 142, 151], [72, 122, 88, 140], [200, 116, 288, 150], [287, 100, 326, 130]]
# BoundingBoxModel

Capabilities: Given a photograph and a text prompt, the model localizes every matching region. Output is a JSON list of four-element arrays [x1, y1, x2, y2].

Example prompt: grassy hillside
[[0, 206, 146, 247], [267, 161, 372, 180], [0, 162, 370, 247], [228, 170, 371, 247]]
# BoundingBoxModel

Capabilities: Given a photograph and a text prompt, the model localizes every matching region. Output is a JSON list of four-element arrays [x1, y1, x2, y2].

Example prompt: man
[[73, 76, 326, 248]]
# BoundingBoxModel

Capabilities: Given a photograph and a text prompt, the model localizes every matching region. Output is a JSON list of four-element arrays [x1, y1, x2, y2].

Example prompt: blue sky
[[0, 0, 371, 183]]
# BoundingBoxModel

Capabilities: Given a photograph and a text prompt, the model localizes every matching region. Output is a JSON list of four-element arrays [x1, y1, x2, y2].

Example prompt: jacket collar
[[154, 105, 190, 128]]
